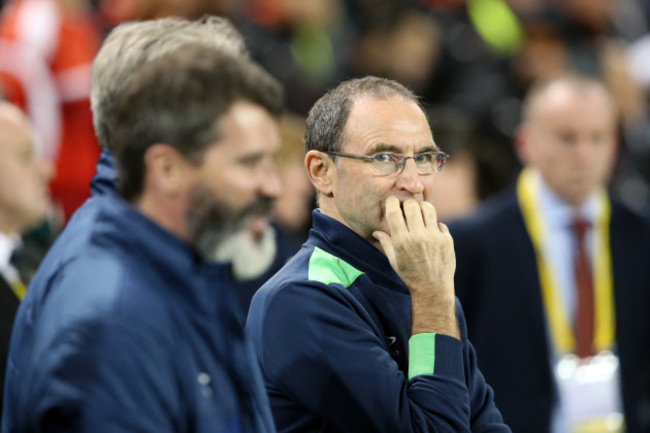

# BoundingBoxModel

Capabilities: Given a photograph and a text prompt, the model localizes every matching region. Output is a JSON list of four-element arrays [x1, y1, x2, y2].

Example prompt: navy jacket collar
[[307, 210, 408, 293], [90, 148, 118, 197]]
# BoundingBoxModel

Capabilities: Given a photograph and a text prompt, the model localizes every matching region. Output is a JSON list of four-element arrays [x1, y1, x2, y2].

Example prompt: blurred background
[[1, 0, 650, 237]]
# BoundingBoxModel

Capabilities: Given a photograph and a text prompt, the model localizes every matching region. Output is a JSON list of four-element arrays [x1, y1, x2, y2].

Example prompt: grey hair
[[112, 43, 283, 202], [305, 76, 422, 154], [90, 15, 248, 151]]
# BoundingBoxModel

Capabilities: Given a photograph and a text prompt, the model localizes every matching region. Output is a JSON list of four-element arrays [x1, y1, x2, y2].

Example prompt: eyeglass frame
[[324, 150, 448, 175]]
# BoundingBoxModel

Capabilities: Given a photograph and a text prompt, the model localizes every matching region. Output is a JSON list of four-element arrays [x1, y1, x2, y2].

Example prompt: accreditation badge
[[555, 352, 624, 433]]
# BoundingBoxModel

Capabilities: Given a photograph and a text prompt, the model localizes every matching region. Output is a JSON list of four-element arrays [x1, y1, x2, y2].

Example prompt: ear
[[513, 124, 533, 166], [305, 150, 335, 197], [142, 143, 190, 197]]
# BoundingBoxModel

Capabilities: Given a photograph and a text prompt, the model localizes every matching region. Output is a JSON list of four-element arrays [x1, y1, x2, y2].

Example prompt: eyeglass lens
[[373, 153, 445, 174]]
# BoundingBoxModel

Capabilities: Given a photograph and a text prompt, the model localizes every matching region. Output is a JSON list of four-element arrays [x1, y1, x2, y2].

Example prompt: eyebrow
[[236, 150, 267, 164], [367, 143, 439, 154]]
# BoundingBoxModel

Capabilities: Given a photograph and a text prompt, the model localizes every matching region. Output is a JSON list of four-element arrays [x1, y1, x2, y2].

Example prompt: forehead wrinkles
[[342, 97, 432, 151]]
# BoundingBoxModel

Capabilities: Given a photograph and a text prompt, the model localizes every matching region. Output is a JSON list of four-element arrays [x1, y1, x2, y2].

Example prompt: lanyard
[[516, 167, 615, 354], [1, 267, 26, 301], [9, 279, 26, 300]]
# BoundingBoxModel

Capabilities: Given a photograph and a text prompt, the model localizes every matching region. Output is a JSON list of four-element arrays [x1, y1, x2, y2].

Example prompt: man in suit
[[0, 101, 53, 418], [449, 74, 650, 433]]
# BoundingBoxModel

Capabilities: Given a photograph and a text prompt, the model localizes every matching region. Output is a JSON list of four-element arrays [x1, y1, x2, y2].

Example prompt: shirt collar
[[537, 174, 596, 229], [0, 231, 20, 269], [90, 148, 118, 197]]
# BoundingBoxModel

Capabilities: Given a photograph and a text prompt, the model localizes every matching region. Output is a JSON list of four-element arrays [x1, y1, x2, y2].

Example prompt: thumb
[[373, 231, 396, 268]]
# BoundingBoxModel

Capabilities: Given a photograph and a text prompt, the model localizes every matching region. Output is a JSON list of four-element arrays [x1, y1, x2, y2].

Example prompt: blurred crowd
[[1, 0, 650, 237], [1, 1, 650, 430]]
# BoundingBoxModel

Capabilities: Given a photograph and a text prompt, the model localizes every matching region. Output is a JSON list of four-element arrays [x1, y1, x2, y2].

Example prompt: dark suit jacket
[[449, 188, 650, 433], [0, 274, 20, 418]]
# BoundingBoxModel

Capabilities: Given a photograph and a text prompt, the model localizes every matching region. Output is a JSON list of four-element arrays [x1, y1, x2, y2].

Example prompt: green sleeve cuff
[[408, 333, 436, 380]]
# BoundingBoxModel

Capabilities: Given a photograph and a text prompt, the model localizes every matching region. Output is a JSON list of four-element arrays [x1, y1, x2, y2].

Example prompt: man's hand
[[373, 196, 460, 339]]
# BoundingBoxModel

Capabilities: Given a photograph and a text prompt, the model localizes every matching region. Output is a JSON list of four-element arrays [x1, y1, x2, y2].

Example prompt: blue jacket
[[246, 210, 511, 433], [2, 150, 275, 433]]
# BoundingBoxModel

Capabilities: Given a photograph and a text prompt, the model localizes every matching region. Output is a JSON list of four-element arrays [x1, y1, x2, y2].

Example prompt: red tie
[[572, 217, 594, 358]]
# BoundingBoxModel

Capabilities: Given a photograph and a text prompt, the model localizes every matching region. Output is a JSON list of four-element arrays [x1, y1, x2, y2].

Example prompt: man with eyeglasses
[[246, 76, 511, 433]]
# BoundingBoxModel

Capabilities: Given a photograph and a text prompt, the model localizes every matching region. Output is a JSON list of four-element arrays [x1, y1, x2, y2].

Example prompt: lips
[[241, 197, 274, 237], [246, 214, 269, 237]]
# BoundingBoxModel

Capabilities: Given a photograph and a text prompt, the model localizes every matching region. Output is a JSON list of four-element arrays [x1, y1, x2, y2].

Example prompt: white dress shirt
[[0, 231, 21, 284]]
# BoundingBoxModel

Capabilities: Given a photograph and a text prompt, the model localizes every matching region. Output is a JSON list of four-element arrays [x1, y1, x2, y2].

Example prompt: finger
[[384, 196, 407, 235], [403, 199, 425, 232], [373, 230, 396, 267], [420, 201, 439, 229], [438, 222, 455, 251]]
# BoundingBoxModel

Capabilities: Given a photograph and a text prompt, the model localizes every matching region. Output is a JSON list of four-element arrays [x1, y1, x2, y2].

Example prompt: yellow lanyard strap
[[9, 278, 26, 301], [516, 168, 615, 354]]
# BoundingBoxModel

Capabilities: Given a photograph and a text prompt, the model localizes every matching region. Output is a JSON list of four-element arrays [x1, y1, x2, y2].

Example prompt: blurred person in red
[[0, 0, 101, 223], [0, 0, 240, 224], [0, 101, 52, 419]]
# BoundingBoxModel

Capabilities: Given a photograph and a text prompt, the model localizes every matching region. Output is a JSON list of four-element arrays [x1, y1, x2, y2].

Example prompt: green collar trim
[[308, 247, 364, 287]]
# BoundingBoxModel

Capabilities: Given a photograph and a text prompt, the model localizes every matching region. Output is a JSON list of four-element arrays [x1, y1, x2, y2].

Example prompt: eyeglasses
[[325, 150, 448, 175]]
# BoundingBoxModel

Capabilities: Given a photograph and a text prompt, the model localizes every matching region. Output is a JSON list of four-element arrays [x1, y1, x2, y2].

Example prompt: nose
[[260, 163, 283, 199], [573, 138, 596, 161], [395, 158, 424, 195], [38, 157, 55, 182]]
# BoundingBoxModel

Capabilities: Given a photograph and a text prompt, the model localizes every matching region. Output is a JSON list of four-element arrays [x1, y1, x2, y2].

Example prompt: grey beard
[[185, 186, 273, 260], [211, 225, 277, 280], [194, 225, 236, 260]]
